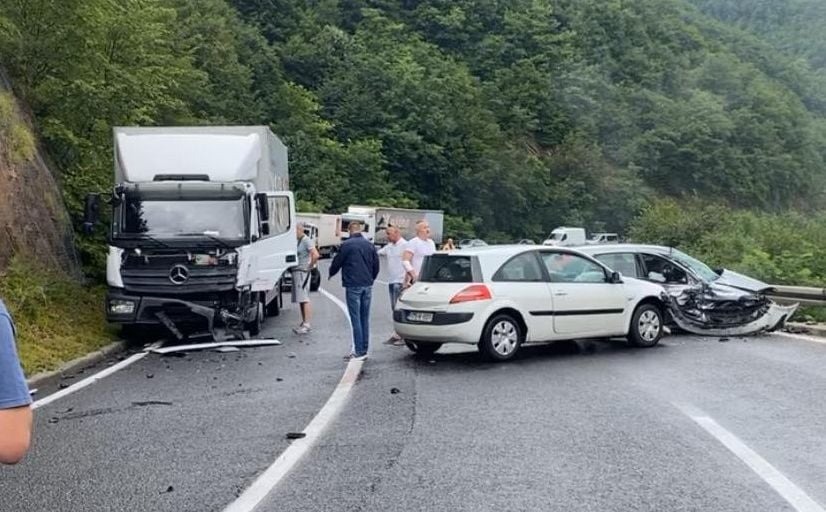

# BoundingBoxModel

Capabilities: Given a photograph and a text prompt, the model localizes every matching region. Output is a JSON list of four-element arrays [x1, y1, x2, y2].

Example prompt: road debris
[[48, 417, 59, 424], [147, 339, 281, 355], [213, 346, 240, 353], [146, 373, 154, 379], [132, 400, 173, 407], [161, 486, 174, 494], [718, 337, 730, 343], [286, 432, 306, 440], [390, 388, 401, 394], [287, 352, 297, 359]]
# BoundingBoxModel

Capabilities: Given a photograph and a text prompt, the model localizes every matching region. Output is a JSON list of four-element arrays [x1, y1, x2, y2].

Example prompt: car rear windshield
[[419, 255, 475, 282]]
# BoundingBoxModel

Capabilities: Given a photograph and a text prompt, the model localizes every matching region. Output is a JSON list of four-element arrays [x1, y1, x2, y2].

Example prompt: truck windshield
[[120, 197, 246, 239]]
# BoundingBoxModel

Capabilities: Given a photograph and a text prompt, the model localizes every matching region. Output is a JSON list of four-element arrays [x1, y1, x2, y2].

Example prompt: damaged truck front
[[84, 126, 297, 340]]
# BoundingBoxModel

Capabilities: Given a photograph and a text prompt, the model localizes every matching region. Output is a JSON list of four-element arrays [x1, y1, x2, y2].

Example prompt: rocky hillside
[[0, 69, 79, 276]]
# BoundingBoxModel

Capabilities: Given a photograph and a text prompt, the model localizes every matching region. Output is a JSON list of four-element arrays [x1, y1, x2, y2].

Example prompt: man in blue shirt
[[329, 221, 379, 361], [0, 298, 33, 464]]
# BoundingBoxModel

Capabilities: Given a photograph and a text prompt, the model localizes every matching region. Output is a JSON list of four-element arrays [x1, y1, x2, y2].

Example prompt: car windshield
[[668, 249, 720, 283], [119, 197, 246, 239]]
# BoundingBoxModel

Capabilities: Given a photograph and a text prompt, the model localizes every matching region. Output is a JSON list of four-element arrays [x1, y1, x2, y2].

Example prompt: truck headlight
[[109, 299, 136, 315]]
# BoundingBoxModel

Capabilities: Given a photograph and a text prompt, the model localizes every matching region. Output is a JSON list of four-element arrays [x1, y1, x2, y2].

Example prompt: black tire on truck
[[266, 283, 282, 317], [246, 294, 264, 336]]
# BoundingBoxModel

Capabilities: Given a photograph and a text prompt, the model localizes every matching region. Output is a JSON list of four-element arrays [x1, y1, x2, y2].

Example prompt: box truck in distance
[[343, 206, 444, 246], [83, 126, 297, 340]]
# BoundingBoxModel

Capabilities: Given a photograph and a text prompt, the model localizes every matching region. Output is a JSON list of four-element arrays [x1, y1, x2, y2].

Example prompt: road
[[2, 261, 826, 512]]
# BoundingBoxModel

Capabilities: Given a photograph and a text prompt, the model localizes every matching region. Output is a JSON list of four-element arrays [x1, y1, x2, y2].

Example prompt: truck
[[296, 212, 341, 258], [542, 227, 587, 247], [587, 232, 620, 245], [342, 206, 444, 246], [82, 126, 297, 340]]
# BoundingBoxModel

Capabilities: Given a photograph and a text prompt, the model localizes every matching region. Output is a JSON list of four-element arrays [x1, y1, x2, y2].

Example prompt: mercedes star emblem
[[169, 264, 190, 285]]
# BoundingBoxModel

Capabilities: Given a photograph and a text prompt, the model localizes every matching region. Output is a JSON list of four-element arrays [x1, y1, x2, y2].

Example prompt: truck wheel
[[310, 268, 321, 292], [246, 299, 264, 337], [266, 285, 281, 317]]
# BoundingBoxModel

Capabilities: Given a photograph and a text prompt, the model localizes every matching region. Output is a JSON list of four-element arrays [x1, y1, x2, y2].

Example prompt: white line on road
[[676, 403, 825, 512], [774, 332, 826, 345], [32, 341, 163, 410], [224, 287, 362, 512]]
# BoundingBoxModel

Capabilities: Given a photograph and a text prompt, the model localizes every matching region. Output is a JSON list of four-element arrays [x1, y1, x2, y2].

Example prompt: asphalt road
[[3, 261, 826, 512]]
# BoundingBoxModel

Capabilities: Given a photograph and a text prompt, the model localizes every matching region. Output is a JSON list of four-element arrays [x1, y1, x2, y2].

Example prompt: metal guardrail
[[768, 285, 826, 306]]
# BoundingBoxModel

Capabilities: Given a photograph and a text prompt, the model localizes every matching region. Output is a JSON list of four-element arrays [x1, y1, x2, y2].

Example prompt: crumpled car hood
[[715, 269, 773, 294], [661, 281, 796, 336]]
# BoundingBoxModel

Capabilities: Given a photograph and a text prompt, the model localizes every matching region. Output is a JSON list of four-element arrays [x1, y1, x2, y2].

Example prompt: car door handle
[[554, 292, 568, 296]]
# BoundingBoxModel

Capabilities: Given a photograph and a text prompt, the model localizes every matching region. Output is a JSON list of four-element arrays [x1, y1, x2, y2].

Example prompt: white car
[[394, 246, 668, 361]]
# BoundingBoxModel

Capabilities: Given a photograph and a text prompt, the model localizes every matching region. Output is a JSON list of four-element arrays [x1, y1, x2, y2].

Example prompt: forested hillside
[[2, 0, 825, 259]]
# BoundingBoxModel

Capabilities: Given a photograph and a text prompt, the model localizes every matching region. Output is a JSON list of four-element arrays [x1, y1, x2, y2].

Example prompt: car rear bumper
[[393, 309, 482, 344]]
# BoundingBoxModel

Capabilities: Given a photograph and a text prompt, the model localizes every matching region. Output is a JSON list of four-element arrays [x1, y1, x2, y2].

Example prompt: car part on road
[[147, 339, 281, 355], [479, 314, 523, 361], [403, 340, 443, 355], [627, 303, 663, 347]]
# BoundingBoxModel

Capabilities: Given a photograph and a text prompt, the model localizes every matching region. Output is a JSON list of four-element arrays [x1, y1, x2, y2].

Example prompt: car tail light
[[450, 285, 492, 304]]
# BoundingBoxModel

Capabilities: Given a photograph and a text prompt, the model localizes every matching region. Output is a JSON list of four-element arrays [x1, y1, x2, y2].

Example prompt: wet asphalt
[[2, 261, 826, 512]]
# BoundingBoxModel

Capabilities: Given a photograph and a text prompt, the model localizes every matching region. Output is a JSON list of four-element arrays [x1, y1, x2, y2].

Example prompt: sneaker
[[293, 324, 311, 334], [352, 354, 368, 362], [343, 352, 356, 360]]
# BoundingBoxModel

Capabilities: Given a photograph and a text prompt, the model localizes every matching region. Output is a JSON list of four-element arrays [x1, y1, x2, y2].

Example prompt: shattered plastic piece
[[29, 388, 38, 396], [718, 337, 730, 343], [276, 377, 283, 382], [58, 382, 70, 389], [213, 346, 241, 353], [390, 388, 401, 394], [48, 417, 59, 424], [148, 339, 281, 355], [132, 400, 173, 407], [286, 432, 306, 439], [161, 486, 174, 494], [287, 352, 297, 359], [146, 373, 154, 379]]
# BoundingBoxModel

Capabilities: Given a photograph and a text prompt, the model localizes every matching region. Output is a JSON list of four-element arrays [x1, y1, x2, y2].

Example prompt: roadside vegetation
[[0, 257, 114, 375]]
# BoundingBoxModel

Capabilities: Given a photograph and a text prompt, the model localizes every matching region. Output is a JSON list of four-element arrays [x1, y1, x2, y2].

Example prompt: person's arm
[[403, 247, 416, 281], [329, 243, 345, 279], [371, 246, 380, 280], [0, 314, 33, 465], [377, 244, 389, 256]]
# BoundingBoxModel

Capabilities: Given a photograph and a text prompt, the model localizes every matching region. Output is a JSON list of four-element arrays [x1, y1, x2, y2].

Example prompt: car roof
[[573, 243, 674, 255], [440, 244, 605, 276]]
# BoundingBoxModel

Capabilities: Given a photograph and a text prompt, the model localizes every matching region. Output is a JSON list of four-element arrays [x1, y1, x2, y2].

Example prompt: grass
[[0, 256, 116, 376]]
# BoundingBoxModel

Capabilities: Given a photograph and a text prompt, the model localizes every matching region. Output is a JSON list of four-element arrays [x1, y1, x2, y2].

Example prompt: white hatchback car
[[393, 246, 668, 361]]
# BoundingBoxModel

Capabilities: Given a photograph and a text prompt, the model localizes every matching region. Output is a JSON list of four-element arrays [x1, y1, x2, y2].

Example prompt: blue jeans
[[345, 286, 372, 357], [388, 283, 403, 311]]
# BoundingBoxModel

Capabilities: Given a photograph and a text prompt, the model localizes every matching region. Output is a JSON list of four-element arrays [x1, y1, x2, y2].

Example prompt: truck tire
[[266, 286, 281, 317], [246, 299, 264, 337], [310, 268, 321, 292]]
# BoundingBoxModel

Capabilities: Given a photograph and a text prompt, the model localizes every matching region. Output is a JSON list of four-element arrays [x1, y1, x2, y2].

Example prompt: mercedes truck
[[83, 126, 297, 340]]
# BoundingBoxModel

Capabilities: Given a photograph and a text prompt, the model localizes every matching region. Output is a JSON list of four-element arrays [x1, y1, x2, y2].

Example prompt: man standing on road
[[0, 298, 33, 464], [292, 222, 320, 334], [329, 220, 379, 361], [377, 225, 407, 346], [403, 220, 436, 286]]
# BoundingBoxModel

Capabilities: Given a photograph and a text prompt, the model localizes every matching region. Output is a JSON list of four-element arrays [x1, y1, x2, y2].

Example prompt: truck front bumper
[[106, 290, 216, 330]]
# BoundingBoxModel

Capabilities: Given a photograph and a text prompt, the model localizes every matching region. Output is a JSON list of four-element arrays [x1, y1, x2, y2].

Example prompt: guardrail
[[768, 285, 826, 306]]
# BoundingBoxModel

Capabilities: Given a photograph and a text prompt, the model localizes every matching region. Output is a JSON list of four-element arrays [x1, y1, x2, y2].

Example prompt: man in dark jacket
[[329, 221, 380, 361]]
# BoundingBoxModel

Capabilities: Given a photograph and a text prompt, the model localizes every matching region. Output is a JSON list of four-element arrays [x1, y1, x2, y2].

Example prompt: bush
[[0, 256, 116, 375]]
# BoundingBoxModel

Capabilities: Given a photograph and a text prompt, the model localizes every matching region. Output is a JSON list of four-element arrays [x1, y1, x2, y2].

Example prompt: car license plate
[[407, 312, 434, 323]]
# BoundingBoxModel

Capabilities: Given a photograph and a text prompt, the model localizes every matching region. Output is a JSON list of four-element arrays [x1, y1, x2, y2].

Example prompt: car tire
[[246, 298, 264, 337], [627, 303, 663, 348], [478, 314, 523, 361], [404, 340, 442, 355], [310, 268, 321, 292]]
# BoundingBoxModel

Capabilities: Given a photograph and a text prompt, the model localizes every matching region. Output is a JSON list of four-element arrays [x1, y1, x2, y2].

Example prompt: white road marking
[[774, 332, 826, 345], [320, 287, 355, 354], [223, 287, 363, 512], [676, 403, 825, 512], [32, 341, 163, 410]]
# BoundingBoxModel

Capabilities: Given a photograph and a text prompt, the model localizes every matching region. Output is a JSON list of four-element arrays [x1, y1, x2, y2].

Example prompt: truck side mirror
[[256, 193, 269, 221], [82, 193, 101, 235]]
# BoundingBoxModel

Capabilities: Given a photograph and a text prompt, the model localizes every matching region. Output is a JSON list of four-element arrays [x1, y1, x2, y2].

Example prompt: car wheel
[[404, 340, 442, 355], [479, 314, 522, 361], [246, 299, 264, 337], [310, 268, 321, 292], [627, 303, 663, 348]]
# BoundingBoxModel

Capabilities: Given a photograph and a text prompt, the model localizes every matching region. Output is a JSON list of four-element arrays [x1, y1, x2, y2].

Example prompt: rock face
[[0, 70, 80, 276]]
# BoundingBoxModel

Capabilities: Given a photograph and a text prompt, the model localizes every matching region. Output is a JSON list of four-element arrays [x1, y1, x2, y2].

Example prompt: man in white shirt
[[403, 220, 436, 285], [377, 225, 407, 344]]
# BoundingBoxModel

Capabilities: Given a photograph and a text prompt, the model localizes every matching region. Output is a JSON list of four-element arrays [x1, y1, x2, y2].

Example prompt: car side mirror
[[82, 193, 101, 235], [713, 267, 723, 276], [609, 271, 623, 284]]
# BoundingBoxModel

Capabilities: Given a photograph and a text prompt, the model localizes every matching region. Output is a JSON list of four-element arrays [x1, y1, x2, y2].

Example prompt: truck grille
[[121, 265, 237, 295]]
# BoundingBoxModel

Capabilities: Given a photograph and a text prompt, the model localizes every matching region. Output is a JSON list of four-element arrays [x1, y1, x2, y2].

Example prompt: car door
[[539, 251, 627, 336], [489, 251, 555, 342], [239, 191, 297, 293]]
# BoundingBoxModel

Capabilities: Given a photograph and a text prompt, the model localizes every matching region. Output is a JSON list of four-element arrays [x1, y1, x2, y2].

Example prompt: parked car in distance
[[517, 239, 536, 245], [588, 233, 619, 244], [393, 246, 668, 361], [457, 239, 488, 249]]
